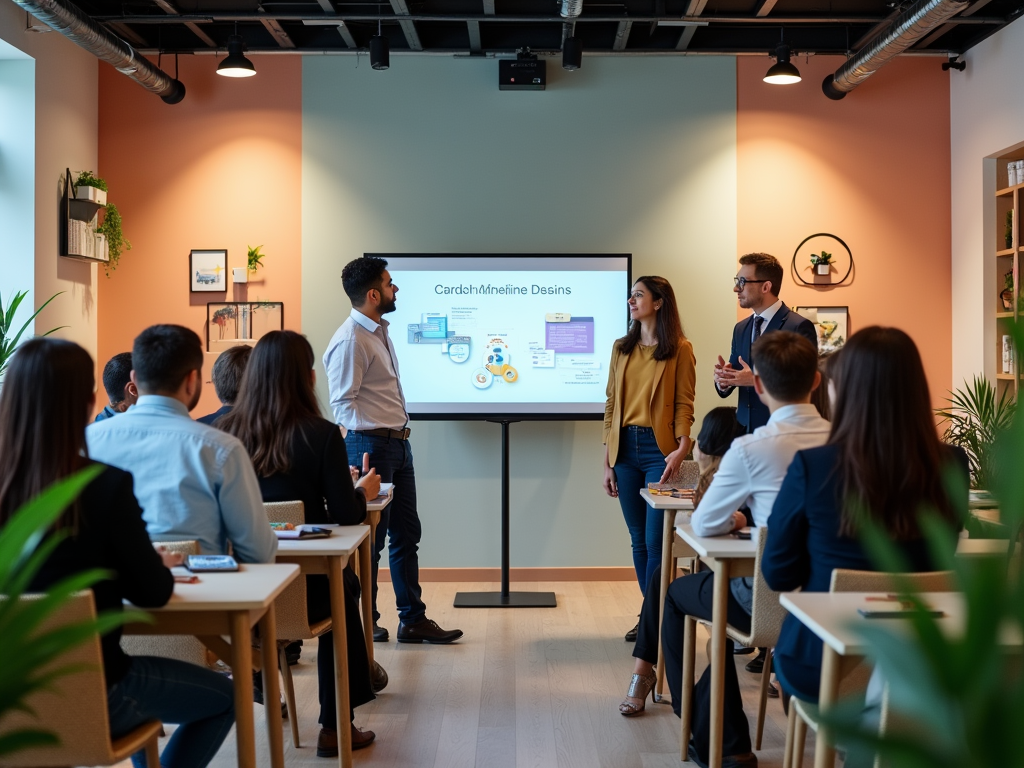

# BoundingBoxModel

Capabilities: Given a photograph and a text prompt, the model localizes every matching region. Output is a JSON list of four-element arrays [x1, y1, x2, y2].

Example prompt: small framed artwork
[[794, 306, 849, 355], [190, 249, 227, 292]]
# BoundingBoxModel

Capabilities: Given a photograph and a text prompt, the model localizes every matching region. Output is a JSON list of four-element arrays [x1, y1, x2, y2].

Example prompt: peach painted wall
[[97, 56, 302, 416], [737, 55, 952, 407]]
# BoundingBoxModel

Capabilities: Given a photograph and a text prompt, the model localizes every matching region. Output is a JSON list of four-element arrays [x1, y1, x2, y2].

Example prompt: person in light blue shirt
[[87, 325, 276, 564]]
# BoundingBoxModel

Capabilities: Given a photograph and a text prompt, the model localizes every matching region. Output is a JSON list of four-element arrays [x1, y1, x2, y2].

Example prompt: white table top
[[778, 592, 979, 656], [367, 483, 393, 513], [955, 537, 1016, 557], [275, 524, 369, 557], [675, 523, 757, 559], [147, 563, 299, 612], [640, 488, 695, 510]]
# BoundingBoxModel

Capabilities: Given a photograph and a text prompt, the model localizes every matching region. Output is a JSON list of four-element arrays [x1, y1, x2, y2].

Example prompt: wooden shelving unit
[[993, 155, 1024, 398], [59, 168, 109, 264]]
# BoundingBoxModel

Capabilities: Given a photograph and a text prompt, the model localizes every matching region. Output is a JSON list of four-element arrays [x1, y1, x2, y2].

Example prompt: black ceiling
[[81, 0, 1024, 58]]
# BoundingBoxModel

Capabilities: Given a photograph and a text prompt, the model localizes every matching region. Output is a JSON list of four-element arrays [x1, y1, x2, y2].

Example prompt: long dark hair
[[219, 331, 321, 476], [0, 338, 94, 525], [828, 327, 957, 539], [616, 275, 684, 361]]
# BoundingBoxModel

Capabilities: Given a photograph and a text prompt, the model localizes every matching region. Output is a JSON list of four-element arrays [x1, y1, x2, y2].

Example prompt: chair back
[[0, 592, 118, 767], [264, 500, 305, 527], [728, 526, 786, 648], [121, 540, 206, 666], [829, 569, 955, 593], [262, 501, 329, 641]]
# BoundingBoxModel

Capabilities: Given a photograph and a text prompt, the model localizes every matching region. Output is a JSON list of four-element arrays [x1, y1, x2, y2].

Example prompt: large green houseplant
[[0, 290, 63, 380], [0, 467, 147, 758], [935, 375, 1016, 489]]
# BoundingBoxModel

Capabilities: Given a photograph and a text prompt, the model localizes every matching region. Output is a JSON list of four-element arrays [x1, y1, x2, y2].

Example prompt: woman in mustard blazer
[[603, 275, 696, 639]]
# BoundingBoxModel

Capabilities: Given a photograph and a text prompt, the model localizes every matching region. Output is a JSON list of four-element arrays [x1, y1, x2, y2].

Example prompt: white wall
[[0, 51, 35, 325], [303, 56, 738, 569], [0, 5, 98, 359], [951, 18, 1024, 386]]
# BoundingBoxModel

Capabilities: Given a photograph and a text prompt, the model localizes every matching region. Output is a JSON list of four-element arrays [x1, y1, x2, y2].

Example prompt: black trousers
[[632, 566, 753, 761], [306, 568, 375, 726]]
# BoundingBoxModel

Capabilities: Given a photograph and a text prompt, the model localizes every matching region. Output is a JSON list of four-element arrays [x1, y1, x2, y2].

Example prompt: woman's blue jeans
[[107, 655, 235, 768], [613, 426, 667, 594]]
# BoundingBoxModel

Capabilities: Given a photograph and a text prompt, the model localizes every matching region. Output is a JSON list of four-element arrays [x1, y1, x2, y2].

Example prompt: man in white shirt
[[323, 256, 462, 645], [621, 331, 828, 768], [713, 253, 817, 432]]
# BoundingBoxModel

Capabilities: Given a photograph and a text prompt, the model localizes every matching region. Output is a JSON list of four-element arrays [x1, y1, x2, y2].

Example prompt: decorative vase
[[815, 263, 830, 275]]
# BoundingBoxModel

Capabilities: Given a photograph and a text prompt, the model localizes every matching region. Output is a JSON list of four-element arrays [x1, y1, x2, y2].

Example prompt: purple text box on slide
[[545, 317, 594, 353]]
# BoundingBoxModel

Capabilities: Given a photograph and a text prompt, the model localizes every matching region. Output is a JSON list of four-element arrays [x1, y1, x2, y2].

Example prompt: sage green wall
[[303, 55, 738, 569]]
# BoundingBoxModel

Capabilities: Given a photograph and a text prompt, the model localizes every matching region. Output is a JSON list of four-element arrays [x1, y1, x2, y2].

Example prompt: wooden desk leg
[[328, 556, 353, 768], [709, 560, 730, 768], [655, 508, 674, 701], [679, 614, 697, 760], [229, 611, 257, 768], [359, 534, 374, 667], [259, 606, 285, 768], [814, 647, 841, 768]]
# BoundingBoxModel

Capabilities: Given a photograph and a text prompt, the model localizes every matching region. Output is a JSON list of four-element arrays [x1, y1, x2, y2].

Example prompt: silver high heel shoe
[[618, 669, 657, 716]]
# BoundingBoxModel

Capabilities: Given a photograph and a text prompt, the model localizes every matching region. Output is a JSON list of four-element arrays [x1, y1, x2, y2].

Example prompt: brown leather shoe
[[316, 726, 376, 757]]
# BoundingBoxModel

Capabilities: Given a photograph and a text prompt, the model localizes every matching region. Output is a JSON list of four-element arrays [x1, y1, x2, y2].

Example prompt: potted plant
[[935, 374, 1016, 490], [0, 290, 64, 381], [1006, 210, 1014, 250], [810, 250, 833, 276], [1001, 270, 1014, 311], [247, 245, 266, 274], [96, 204, 130, 275], [73, 170, 107, 206]]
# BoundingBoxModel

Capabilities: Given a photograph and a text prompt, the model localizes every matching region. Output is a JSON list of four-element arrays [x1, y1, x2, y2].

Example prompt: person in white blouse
[[620, 331, 829, 768]]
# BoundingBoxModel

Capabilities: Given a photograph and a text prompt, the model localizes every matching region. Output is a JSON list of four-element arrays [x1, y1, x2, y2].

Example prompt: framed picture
[[794, 306, 849, 355], [190, 249, 227, 292]]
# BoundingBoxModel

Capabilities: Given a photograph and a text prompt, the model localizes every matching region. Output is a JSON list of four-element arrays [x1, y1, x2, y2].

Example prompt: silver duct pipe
[[12, 0, 185, 103], [823, 0, 967, 99], [560, 0, 583, 19]]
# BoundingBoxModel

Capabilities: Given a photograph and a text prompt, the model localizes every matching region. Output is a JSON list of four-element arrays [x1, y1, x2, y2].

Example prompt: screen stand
[[453, 419, 557, 608]]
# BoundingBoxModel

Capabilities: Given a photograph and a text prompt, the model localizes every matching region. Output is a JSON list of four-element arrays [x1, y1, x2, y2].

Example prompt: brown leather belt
[[352, 427, 411, 440]]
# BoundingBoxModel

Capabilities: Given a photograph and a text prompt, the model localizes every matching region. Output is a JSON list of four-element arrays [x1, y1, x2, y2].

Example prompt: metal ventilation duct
[[822, 0, 968, 100], [560, 0, 583, 19], [12, 0, 185, 103]]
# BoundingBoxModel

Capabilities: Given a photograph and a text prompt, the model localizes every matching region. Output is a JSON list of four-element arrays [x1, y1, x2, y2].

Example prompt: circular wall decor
[[791, 233, 853, 287]]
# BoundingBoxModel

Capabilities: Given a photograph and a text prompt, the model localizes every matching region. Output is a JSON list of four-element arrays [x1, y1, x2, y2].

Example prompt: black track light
[[942, 56, 966, 72], [217, 33, 256, 78], [563, 36, 582, 71], [371, 18, 389, 70], [764, 43, 801, 85]]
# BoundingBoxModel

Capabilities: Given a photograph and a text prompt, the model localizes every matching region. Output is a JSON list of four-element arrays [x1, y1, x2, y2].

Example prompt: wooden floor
[[112, 581, 814, 768]]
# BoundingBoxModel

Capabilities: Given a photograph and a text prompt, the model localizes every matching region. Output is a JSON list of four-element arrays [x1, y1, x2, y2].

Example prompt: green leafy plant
[[247, 245, 265, 273], [72, 171, 107, 194], [97, 203, 130, 275], [0, 466, 148, 758], [936, 374, 1016, 489], [1006, 210, 1014, 249], [822, 321, 1024, 768], [0, 290, 64, 380], [810, 250, 833, 266]]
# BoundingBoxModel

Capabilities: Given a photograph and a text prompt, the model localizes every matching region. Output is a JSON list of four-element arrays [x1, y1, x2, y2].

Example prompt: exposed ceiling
[[56, 0, 1024, 60]]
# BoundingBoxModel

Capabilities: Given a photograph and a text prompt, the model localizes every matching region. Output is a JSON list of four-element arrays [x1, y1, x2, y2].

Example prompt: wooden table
[[362, 482, 393, 655], [674, 523, 757, 768], [123, 563, 299, 768], [275, 525, 370, 768], [638, 488, 694, 700], [955, 536, 1016, 558]]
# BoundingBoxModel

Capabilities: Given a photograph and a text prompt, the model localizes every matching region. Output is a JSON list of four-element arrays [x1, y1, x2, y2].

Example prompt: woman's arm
[[762, 452, 812, 593], [660, 342, 697, 482], [603, 347, 619, 445], [322, 425, 367, 525]]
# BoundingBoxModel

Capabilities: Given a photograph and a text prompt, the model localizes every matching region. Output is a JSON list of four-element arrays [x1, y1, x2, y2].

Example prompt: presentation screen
[[373, 254, 632, 420]]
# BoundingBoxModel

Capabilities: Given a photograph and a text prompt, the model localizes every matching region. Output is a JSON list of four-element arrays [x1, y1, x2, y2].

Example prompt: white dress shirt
[[690, 403, 831, 537], [323, 308, 409, 431]]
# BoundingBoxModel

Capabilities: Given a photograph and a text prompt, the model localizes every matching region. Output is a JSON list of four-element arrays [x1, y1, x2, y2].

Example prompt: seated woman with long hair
[[0, 338, 235, 768], [763, 326, 967, 703], [219, 330, 381, 755]]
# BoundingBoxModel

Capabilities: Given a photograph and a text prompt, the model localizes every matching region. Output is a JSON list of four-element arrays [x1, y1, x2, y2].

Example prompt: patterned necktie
[[753, 315, 764, 342]]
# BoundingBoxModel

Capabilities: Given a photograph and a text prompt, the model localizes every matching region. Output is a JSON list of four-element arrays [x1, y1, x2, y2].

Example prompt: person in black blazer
[[219, 330, 382, 756], [714, 253, 817, 432], [762, 327, 967, 702], [0, 338, 235, 768]]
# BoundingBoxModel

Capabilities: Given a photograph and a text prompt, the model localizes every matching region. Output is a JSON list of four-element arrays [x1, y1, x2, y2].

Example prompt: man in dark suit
[[714, 252, 818, 432]]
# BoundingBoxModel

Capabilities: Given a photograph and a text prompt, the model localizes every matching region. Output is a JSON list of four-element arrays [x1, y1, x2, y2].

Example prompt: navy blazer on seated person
[[716, 302, 817, 431], [761, 442, 967, 701]]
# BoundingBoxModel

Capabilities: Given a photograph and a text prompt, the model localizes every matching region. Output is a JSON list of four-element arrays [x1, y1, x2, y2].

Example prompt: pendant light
[[763, 42, 801, 85], [217, 26, 256, 78], [370, 18, 389, 70]]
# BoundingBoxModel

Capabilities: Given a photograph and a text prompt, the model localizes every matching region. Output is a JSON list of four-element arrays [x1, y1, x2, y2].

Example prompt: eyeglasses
[[733, 277, 768, 290]]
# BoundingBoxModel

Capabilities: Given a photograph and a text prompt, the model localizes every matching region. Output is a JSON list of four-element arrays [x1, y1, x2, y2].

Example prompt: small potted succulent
[[74, 170, 107, 206], [810, 250, 833, 275]]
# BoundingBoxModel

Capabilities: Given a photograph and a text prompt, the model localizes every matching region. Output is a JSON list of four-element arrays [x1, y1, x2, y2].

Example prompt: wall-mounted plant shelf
[[59, 168, 108, 264]]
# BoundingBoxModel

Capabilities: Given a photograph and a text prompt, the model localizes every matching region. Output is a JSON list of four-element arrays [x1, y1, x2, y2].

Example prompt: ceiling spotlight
[[217, 34, 256, 78], [942, 56, 966, 72], [563, 36, 582, 70], [763, 43, 801, 85], [370, 18, 389, 70]]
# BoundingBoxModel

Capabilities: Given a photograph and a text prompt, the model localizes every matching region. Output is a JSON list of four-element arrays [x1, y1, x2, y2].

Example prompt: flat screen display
[[373, 254, 632, 420]]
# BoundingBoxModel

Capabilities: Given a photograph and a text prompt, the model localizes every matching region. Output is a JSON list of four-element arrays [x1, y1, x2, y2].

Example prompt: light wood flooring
[[112, 581, 814, 768]]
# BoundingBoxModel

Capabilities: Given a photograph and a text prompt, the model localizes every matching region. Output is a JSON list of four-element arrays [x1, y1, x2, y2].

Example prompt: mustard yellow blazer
[[603, 337, 697, 466]]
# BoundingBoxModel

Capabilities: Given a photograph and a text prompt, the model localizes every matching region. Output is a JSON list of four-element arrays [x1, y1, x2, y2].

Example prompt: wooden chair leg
[[755, 650, 773, 750], [144, 732, 161, 767], [793, 711, 808, 768], [679, 615, 697, 760], [279, 645, 301, 748], [782, 703, 797, 768]]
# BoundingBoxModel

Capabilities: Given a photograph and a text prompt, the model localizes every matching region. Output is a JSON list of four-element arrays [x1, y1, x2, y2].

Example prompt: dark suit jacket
[[761, 443, 967, 701], [196, 404, 232, 426], [716, 302, 817, 430]]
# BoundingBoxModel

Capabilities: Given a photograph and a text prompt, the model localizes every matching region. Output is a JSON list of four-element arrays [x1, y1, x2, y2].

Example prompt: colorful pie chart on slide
[[472, 368, 493, 389]]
